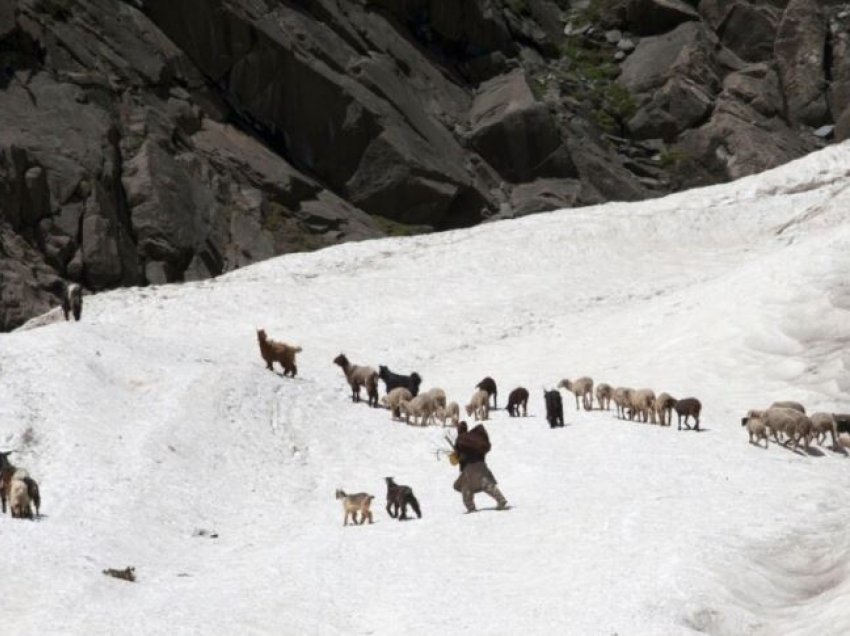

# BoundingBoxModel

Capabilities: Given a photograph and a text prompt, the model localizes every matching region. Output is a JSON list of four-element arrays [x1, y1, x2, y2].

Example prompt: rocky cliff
[[1, 0, 846, 329]]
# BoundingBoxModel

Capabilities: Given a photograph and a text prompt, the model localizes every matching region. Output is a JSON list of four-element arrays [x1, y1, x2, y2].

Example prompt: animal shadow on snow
[[466, 505, 514, 514], [794, 446, 826, 457]]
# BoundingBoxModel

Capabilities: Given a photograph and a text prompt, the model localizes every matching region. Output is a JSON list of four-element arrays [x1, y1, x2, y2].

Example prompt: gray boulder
[[620, 22, 719, 140], [721, 63, 784, 118], [627, 77, 714, 141], [468, 68, 572, 183], [508, 178, 604, 218], [829, 17, 850, 129], [710, 1, 782, 63], [774, 0, 830, 126], [835, 106, 850, 142], [676, 84, 818, 186], [619, 22, 719, 94]]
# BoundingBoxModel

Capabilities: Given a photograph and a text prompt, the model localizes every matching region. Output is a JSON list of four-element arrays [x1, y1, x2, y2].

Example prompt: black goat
[[506, 387, 529, 417], [544, 390, 564, 428], [385, 477, 421, 520], [378, 365, 422, 396]]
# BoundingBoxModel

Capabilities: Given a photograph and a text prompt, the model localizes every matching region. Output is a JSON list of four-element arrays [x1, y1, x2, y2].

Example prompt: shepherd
[[450, 421, 508, 513]]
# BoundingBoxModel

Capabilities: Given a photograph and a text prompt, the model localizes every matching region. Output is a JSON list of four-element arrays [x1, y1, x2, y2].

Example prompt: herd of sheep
[[2, 324, 847, 525], [322, 339, 850, 455], [741, 402, 849, 451]]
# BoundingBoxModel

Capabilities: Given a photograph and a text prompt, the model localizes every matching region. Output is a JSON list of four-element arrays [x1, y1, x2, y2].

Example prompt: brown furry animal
[[335, 489, 374, 526], [334, 354, 379, 407], [257, 329, 301, 377]]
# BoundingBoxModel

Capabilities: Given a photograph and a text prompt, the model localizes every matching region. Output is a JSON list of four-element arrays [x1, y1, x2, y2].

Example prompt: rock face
[[774, 0, 830, 127], [468, 68, 571, 182], [620, 22, 719, 141], [0, 0, 844, 329]]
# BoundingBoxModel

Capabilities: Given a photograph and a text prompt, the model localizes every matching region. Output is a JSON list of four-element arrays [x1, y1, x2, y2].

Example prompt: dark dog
[[62, 282, 82, 321], [506, 387, 529, 417], [378, 366, 422, 397], [476, 377, 498, 409], [385, 477, 422, 521], [544, 390, 564, 428]]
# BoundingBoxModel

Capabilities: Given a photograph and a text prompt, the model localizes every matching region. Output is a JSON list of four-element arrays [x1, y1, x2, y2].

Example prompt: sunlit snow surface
[[2, 144, 850, 635]]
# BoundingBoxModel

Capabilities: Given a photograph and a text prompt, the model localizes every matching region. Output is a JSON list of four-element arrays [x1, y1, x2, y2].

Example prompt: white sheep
[[769, 400, 805, 414], [465, 389, 490, 421], [381, 387, 413, 421], [761, 407, 813, 451], [9, 477, 32, 519], [558, 377, 594, 410], [612, 387, 633, 419], [629, 388, 657, 424], [595, 383, 613, 411], [423, 388, 447, 410], [654, 392, 677, 427], [810, 412, 838, 448], [399, 393, 438, 427], [436, 401, 460, 427], [741, 414, 769, 448]]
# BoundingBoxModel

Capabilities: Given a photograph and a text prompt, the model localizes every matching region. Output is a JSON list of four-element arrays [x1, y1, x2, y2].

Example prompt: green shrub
[[371, 215, 432, 237], [658, 149, 690, 170]]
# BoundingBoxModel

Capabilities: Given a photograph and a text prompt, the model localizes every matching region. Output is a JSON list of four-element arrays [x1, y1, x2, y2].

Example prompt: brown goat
[[334, 354, 379, 407], [257, 329, 301, 377]]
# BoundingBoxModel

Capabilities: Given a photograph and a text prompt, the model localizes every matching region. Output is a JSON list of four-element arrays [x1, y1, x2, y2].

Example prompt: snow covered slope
[[2, 143, 850, 635]]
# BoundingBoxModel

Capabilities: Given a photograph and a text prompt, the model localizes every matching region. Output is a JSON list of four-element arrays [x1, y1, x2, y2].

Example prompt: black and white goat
[[62, 282, 82, 321]]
